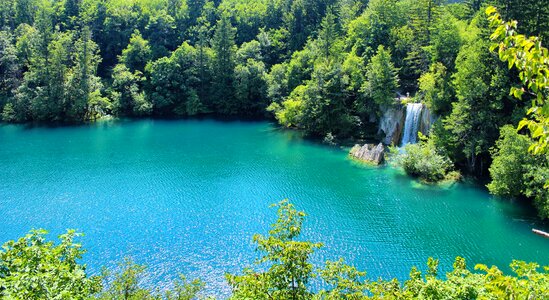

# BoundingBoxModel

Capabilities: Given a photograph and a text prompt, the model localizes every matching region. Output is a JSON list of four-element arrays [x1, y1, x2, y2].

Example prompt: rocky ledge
[[349, 143, 385, 165]]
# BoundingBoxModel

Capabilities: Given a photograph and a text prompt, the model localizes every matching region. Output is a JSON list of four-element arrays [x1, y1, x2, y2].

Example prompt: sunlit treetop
[[486, 6, 549, 156]]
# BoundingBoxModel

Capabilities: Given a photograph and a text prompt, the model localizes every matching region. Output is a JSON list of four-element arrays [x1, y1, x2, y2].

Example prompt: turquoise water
[[0, 119, 547, 297]]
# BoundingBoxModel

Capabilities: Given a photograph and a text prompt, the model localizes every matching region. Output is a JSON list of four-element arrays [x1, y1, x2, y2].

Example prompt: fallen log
[[532, 228, 549, 239]]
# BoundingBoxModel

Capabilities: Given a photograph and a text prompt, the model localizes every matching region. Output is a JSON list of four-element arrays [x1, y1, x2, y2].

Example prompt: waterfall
[[400, 103, 423, 146]]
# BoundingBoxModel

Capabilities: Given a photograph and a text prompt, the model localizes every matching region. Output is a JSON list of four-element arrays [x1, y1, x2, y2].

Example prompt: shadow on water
[[1, 113, 273, 130]]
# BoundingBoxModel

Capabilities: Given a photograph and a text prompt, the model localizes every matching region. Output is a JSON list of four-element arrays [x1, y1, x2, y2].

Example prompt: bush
[[1, 103, 16, 122], [395, 136, 455, 182], [0, 229, 101, 299], [488, 125, 549, 219]]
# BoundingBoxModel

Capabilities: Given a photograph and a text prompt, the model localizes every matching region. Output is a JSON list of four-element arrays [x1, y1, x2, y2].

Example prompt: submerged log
[[532, 228, 549, 239], [349, 143, 385, 165]]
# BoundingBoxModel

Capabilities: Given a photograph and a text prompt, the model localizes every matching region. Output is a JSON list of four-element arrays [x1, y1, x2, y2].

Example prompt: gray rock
[[349, 143, 385, 165], [378, 106, 405, 145]]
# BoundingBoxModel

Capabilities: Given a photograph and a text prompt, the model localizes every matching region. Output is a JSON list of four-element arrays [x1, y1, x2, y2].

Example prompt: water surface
[[0, 119, 547, 297]]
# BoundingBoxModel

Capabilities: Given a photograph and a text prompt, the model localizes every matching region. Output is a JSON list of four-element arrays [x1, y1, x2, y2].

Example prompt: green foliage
[[110, 64, 151, 116], [346, 0, 404, 59], [316, 258, 367, 299], [267, 85, 305, 128], [441, 24, 513, 173], [300, 60, 357, 138], [120, 30, 152, 73], [227, 200, 322, 299], [427, 11, 462, 71], [97, 257, 206, 300], [0, 31, 20, 107], [211, 13, 237, 114], [487, 6, 549, 156], [97, 257, 153, 300], [234, 40, 268, 115], [488, 125, 549, 219], [362, 45, 399, 108], [228, 200, 549, 299], [65, 27, 107, 120], [146, 42, 207, 116], [488, 125, 535, 197], [418, 62, 453, 115], [1, 103, 17, 122], [0, 229, 101, 299], [395, 135, 455, 182]]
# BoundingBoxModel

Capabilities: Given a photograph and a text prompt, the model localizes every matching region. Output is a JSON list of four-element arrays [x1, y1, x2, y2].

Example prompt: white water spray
[[400, 103, 423, 146]]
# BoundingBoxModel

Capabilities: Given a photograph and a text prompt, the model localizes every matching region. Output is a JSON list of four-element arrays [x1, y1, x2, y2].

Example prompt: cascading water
[[400, 103, 423, 146]]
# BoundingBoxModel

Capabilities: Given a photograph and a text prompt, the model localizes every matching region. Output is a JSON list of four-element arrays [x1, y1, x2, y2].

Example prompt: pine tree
[[317, 8, 341, 60], [211, 14, 237, 114]]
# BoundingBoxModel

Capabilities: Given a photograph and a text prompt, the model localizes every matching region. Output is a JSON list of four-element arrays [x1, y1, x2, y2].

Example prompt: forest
[[0, 0, 547, 218]]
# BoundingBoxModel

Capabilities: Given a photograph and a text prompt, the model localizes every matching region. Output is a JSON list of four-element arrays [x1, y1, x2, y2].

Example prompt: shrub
[[395, 136, 455, 182]]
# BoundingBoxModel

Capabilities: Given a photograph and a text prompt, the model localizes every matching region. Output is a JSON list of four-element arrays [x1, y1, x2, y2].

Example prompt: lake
[[0, 119, 547, 297]]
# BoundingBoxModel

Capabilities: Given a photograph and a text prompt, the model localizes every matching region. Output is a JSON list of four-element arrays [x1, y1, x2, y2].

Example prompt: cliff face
[[378, 106, 405, 145]]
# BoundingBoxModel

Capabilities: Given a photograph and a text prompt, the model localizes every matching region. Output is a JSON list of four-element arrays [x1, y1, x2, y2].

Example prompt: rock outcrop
[[349, 143, 385, 165], [378, 106, 405, 145]]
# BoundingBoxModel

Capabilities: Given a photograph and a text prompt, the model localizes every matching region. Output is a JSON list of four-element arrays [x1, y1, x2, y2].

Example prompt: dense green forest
[[1, 201, 548, 299], [0, 0, 547, 217]]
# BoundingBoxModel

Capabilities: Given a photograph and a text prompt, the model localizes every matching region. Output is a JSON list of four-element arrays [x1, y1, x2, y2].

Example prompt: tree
[[110, 64, 151, 116], [146, 42, 205, 116], [362, 45, 399, 108], [65, 27, 107, 121], [427, 10, 462, 71], [144, 10, 178, 58], [265, 63, 289, 105], [234, 41, 268, 115], [442, 26, 513, 174], [0, 229, 101, 299], [0, 31, 20, 109], [63, 0, 83, 29], [97, 257, 154, 300], [487, 6, 549, 156], [97, 257, 205, 300], [120, 30, 152, 73], [99, 0, 143, 72], [488, 125, 549, 218], [316, 8, 342, 60], [418, 62, 453, 115], [0, 0, 15, 30], [194, 20, 213, 107], [345, 0, 404, 59], [408, 0, 443, 46], [227, 200, 322, 299], [14, 0, 35, 26], [267, 85, 305, 128], [301, 61, 356, 139], [211, 14, 237, 114], [16, 28, 74, 122]]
